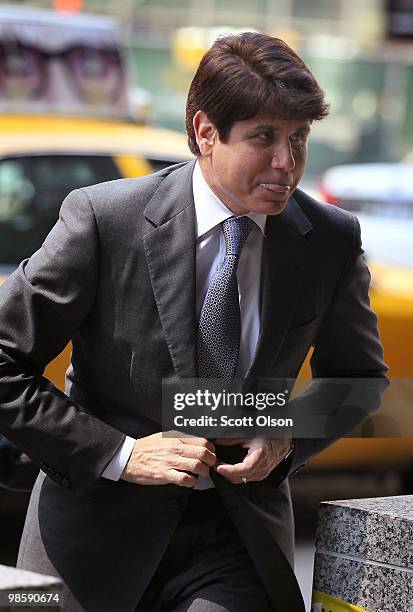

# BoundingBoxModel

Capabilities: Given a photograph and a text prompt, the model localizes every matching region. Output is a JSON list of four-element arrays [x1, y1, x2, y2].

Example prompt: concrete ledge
[[0, 565, 62, 611], [312, 495, 413, 612]]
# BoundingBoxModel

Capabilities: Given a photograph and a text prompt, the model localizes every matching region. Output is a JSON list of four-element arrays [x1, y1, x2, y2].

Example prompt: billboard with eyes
[[0, 6, 128, 117]]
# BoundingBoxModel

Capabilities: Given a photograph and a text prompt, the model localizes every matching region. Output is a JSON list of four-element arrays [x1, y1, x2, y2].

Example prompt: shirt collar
[[192, 160, 267, 239]]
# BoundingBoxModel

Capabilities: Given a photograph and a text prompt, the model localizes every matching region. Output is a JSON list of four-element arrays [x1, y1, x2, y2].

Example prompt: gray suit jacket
[[0, 161, 387, 611]]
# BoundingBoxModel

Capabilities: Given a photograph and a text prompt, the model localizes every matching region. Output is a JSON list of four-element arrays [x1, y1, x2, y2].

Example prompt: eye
[[290, 131, 308, 145], [256, 131, 274, 142]]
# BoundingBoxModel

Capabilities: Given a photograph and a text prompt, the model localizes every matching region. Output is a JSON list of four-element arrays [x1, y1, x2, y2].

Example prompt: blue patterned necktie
[[197, 216, 255, 379]]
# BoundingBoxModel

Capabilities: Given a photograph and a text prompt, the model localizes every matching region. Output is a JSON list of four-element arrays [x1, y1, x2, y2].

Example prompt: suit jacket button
[[169, 499, 179, 511]]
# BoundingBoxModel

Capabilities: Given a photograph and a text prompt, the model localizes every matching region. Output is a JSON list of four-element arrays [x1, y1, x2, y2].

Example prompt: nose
[[44, 58, 82, 109], [270, 141, 296, 172]]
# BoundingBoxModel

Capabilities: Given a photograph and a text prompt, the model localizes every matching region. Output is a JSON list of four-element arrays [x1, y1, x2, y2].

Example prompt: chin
[[258, 199, 288, 215]]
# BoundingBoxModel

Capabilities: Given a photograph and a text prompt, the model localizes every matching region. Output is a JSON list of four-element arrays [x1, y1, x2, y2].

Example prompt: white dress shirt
[[102, 161, 267, 486]]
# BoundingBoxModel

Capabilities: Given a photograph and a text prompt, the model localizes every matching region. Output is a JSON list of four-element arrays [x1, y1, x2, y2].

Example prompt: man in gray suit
[[0, 33, 386, 612]]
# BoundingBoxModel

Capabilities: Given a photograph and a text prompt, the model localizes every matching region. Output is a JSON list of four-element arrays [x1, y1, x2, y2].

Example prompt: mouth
[[258, 183, 292, 193]]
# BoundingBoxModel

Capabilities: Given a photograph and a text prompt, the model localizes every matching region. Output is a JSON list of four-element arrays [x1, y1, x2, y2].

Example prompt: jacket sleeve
[[285, 215, 389, 478], [0, 435, 39, 491], [0, 188, 126, 492]]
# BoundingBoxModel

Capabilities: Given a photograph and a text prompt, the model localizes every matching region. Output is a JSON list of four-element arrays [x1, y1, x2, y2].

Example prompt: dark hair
[[185, 32, 329, 156]]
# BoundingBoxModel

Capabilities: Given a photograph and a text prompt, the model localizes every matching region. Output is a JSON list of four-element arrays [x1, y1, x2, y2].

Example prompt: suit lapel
[[143, 162, 197, 378], [246, 195, 314, 380]]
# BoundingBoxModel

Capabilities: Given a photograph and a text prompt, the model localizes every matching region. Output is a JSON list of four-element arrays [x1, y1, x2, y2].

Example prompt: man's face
[[195, 112, 311, 215]]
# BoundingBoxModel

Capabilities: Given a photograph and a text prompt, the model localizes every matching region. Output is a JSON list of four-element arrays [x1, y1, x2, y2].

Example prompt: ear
[[193, 110, 218, 156]]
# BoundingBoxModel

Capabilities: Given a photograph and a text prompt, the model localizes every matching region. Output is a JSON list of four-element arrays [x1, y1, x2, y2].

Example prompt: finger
[[215, 462, 246, 479], [174, 456, 210, 477], [180, 437, 216, 453], [166, 469, 198, 488], [213, 465, 255, 484], [180, 444, 217, 467], [215, 449, 261, 478], [214, 465, 266, 484]]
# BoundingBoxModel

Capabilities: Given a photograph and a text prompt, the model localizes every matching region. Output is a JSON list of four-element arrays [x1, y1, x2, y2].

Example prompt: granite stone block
[[316, 495, 413, 568], [314, 552, 413, 612], [313, 495, 413, 612]]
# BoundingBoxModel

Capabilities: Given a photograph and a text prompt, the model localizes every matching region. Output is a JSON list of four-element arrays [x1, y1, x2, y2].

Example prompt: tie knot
[[221, 216, 255, 257]]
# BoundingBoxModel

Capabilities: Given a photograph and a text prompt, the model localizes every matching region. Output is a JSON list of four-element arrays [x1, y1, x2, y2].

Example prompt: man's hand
[[214, 437, 292, 484], [120, 433, 216, 488]]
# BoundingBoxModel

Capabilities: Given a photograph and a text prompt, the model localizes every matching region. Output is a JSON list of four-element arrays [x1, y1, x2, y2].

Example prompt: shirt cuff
[[101, 436, 136, 481]]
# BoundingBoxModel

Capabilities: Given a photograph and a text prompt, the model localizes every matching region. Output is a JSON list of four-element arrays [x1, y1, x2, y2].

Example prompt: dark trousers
[[134, 488, 274, 612]]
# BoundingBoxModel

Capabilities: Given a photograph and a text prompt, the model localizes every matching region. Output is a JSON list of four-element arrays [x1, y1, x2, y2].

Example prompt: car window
[[0, 154, 121, 265], [0, 160, 34, 224]]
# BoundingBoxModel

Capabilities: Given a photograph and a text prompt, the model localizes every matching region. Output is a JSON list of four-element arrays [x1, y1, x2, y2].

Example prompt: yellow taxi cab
[[0, 114, 192, 265]]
